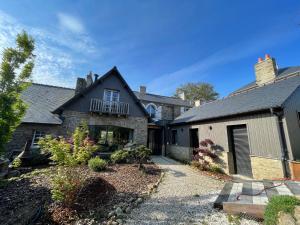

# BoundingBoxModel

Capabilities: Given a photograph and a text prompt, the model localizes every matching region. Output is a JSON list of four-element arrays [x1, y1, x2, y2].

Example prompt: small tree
[[0, 31, 35, 155], [174, 82, 219, 102]]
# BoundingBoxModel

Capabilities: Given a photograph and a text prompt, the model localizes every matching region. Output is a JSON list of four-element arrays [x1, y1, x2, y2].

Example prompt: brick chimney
[[254, 54, 277, 86], [75, 78, 87, 95], [140, 86, 146, 95], [86, 71, 93, 87]]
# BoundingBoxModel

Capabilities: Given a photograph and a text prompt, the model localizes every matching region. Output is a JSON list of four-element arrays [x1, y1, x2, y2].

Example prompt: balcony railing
[[90, 98, 130, 115]]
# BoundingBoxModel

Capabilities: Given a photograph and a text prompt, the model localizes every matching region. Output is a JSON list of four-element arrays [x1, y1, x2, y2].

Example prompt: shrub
[[38, 122, 97, 166], [132, 145, 152, 163], [111, 150, 129, 163], [51, 167, 84, 207], [88, 157, 107, 172], [209, 165, 224, 174], [12, 157, 22, 168], [264, 195, 300, 225]]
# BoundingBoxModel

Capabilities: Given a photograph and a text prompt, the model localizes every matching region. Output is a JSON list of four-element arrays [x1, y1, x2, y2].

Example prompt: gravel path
[[125, 156, 260, 225]]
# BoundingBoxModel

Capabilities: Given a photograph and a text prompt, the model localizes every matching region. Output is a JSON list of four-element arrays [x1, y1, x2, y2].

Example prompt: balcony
[[90, 98, 130, 115]]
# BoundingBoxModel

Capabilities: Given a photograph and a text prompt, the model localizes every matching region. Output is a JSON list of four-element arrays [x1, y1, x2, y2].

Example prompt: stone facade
[[250, 156, 284, 180], [61, 110, 148, 145], [5, 123, 62, 156]]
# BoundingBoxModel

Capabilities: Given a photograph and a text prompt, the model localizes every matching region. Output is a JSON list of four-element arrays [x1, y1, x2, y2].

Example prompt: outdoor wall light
[[209, 126, 212, 130]]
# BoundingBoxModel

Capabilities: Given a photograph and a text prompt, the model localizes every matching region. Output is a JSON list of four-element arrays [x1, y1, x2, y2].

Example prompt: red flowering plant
[[192, 138, 219, 171]]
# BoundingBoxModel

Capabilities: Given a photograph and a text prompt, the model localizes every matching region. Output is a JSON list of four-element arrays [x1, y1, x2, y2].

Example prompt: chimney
[[75, 78, 87, 95], [94, 74, 99, 82], [254, 54, 277, 86], [178, 91, 185, 100], [194, 100, 201, 107], [86, 71, 93, 87], [140, 86, 146, 95]]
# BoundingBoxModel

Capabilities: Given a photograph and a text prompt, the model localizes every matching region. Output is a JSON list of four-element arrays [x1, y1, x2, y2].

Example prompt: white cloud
[[0, 10, 99, 88], [57, 12, 85, 34]]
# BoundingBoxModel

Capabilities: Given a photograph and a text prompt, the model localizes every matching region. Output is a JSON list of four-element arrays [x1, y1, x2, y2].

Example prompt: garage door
[[231, 125, 253, 178]]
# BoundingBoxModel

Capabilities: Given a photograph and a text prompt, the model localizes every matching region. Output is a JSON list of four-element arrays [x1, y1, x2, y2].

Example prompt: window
[[146, 104, 156, 118], [31, 130, 45, 147], [171, 130, 178, 145], [104, 89, 120, 102]]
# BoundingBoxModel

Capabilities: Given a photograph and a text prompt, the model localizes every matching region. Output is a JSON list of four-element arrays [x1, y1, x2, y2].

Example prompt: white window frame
[[146, 103, 157, 118], [103, 89, 120, 102], [31, 130, 45, 147]]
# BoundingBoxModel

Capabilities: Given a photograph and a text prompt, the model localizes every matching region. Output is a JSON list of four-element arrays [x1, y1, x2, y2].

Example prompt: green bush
[[88, 157, 107, 172], [38, 122, 97, 166], [12, 157, 22, 168], [51, 167, 84, 207], [132, 145, 152, 163], [110, 150, 129, 163], [264, 195, 300, 225]]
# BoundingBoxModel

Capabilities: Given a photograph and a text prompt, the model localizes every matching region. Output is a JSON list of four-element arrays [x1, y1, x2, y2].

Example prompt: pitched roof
[[133, 91, 192, 107], [230, 66, 300, 96], [172, 74, 300, 125], [53, 67, 149, 117], [21, 83, 74, 124]]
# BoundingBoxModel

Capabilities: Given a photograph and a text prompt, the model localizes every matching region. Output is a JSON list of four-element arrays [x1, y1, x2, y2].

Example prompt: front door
[[229, 125, 253, 178], [148, 128, 162, 155]]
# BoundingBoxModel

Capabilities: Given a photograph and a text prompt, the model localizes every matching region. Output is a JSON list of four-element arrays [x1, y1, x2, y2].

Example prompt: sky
[[0, 0, 300, 97]]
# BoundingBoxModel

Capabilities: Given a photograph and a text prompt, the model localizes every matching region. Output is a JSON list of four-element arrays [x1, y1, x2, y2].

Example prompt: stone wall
[[5, 123, 62, 155], [61, 110, 148, 145], [166, 144, 192, 162], [250, 156, 284, 180]]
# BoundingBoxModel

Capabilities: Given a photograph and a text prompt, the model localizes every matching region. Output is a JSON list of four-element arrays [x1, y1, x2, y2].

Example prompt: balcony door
[[103, 89, 120, 112]]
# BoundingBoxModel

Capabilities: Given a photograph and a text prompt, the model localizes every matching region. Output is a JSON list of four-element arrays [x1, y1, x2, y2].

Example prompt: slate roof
[[172, 74, 300, 125], [230, 66, 300, 96], [21, 67, 190, 124], [133, 91, 192, 107], [21, 84, 74, 124]]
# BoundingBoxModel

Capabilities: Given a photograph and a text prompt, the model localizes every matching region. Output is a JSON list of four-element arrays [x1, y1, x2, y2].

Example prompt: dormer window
[[146, 103, 157, 118], [104, 89, 120, 102]]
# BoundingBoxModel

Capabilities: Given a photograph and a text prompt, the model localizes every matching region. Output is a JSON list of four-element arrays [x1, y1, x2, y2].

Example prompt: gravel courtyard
[[125, 156, 260, 225]]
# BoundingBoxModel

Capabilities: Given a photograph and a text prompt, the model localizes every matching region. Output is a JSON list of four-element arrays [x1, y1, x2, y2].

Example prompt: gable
[[55, 68, 148, 118]]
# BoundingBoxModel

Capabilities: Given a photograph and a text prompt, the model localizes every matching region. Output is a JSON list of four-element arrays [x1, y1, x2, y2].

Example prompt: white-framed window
[[31, 130, 45, 147], [146, 103, 157, 118], [103, 89, 120, 102]]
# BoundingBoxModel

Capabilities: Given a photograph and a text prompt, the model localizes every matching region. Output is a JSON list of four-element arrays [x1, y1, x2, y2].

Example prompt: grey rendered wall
[[170, 112, 283, 159], [282, 87, 300, 160], [191, 113, 283, 159], [66, 73, 145, 117]]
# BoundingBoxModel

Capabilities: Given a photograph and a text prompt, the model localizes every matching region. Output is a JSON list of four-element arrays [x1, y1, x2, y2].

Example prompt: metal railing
[[90, 98, 129, 115]]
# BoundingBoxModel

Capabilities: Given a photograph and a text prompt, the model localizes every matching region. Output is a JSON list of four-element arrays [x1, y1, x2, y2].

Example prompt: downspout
[[270, 108, 290, 178]]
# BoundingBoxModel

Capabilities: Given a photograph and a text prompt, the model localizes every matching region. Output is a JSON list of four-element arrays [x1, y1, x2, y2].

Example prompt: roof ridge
[[134, 90, 190, 101], [32, 82, 75, 90]]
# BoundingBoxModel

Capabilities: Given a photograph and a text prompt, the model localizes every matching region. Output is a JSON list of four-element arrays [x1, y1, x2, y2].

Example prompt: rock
[[111, 222, 118, 225], [129, 197, 135, 202], [125, 206, 131, 213], [115, 207, 123, 217], [136, 198, 143, 204], [116, 219, 123, 224], [294, 206, 300, 222], [278, 211, 296, 225], [108, 211, 115, 218]]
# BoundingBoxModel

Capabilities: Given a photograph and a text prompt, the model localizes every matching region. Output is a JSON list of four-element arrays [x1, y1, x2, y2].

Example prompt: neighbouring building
[[5, 67, 192, 158], [168, 55, 300, 180]]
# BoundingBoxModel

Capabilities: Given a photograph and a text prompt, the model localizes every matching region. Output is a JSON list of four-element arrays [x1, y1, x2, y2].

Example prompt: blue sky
[[0, 1, 300, 97]]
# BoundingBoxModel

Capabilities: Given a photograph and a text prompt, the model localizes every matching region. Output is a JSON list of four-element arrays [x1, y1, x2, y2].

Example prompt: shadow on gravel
[[126, 193, 221, 224]]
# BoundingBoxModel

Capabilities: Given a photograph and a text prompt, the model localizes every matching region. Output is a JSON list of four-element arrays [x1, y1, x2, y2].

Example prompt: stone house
[[168, 55, 300, 180], [6, 67, 191, 157]]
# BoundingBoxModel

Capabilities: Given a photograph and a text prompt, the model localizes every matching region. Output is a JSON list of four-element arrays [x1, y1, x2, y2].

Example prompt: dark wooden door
[[148, 129, 162, 155], [230, 125, 253, 178]]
